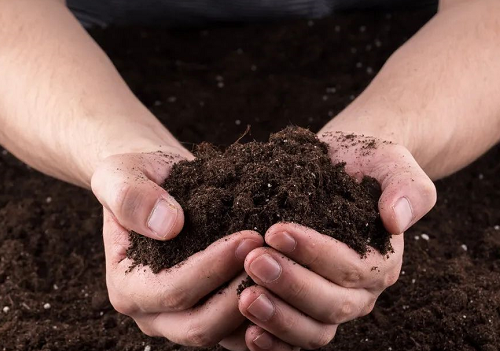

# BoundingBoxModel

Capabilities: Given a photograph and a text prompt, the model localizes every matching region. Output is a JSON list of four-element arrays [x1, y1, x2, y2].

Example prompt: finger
[[136, 273, 247, 348], [219, 322, 250, 351], [319, 133, 436, 234], [266, 223, 403, 290], [92, 153, 184, 240], [245, 325, 296, 351], [239, 286, 338, 350], [244, 247, 376, 324], [103, 213, 264, 314]]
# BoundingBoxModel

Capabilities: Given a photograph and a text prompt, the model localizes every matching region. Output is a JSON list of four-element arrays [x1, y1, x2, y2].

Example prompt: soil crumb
[[236, 276, 255, 296], [127, 127, 391, 273]]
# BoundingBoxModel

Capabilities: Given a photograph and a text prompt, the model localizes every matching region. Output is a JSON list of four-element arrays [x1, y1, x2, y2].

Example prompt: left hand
[[237, 132, 437, 350]]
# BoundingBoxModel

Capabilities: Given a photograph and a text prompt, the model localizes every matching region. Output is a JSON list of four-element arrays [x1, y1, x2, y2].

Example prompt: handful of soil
[[127, 127, 391, 273]]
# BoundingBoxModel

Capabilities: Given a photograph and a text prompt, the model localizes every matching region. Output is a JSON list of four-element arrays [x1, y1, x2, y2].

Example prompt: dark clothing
[[67, 0, 438, 28]]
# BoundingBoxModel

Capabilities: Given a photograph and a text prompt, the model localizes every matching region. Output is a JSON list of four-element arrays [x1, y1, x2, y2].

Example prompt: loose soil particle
[[127, 127, 391, 272], [1, 7, 499, 351]]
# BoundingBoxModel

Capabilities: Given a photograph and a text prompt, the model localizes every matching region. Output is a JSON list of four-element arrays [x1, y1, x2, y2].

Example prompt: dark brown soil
[[127, 127, 391, 272], [1, 7, 500, 351]]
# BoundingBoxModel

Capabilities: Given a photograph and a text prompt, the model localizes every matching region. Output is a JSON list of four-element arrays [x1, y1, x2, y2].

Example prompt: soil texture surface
[[128, 127, 390, 272], [1, 7, 500, 351]]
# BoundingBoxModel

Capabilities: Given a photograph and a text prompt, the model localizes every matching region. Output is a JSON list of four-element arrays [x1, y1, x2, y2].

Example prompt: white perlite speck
[[46, 197, 52, 204], [217, 82, 224, 88], [144, 346, 151, 351], [3, 306, 10, 313], [494, 225, 500, 230], [421, 234, 430, 241], [414, 236, 420, 241], [43, 303, 51, 310], [235, 120, 241, 126], [461, 244, 468, 251]]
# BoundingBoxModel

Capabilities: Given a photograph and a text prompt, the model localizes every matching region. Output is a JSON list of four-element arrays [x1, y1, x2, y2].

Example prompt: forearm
[[0, 0, 188, 188], [321, 0, 500, 179]]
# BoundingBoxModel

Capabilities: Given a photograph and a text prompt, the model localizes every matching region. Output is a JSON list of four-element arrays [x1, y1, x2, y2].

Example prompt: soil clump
[[127, 127, 391, 272]]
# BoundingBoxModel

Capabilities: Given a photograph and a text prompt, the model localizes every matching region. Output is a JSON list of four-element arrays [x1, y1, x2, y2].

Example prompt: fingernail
[[147, 198, 178, 239], [250, 254, 282, 283], [253, 332, 273, 349], [247, 294, 275, 321], [235, 239, 261, 260], [393, 197, 413, 233], [275, 231, 297, 253]]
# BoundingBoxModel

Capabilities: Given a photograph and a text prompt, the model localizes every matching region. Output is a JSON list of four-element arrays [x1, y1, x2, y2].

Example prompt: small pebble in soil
[[235, 119, 241, 125], [461, 244, 468, 251], [251, 65, 257, 71], [421, 233, 430, 241], [3, 306, 10, 313], [217, 82, 224, 88], [322, 95, 329, 101], [215, 75, 224, 82], [46, 197, 52, 204], [356, 62, 363, 68], [375, 39, 382, 47], [326, 87, 336, 94], [153, 100, 162, 106], [167, 96, 177, 103], [359, 25, 367, 32], [366, 67, 374, 75], [43, 303, 51, 310], [478, 173, 484, 180]]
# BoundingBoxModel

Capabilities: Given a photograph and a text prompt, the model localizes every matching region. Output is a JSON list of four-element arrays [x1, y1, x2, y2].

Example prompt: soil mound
[[127, 127, 391, 273]]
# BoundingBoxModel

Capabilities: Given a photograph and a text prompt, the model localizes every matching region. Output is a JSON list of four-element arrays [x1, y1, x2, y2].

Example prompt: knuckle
[[108, 292, 135, 316], [113, 183, 141, 220], [328, 297, 356, 324], [340, 265, 365, 287], [384, 272, 400, 287], [362, 298, 377, 316], [287, 278, 309, 301], [161, 287, 194, 311], [185, 325, 219, 347]]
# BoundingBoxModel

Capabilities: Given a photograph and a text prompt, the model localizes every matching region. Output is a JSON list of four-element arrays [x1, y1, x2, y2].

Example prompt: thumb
[[369, 145, 437, 235], [91, 154, 184, 240]]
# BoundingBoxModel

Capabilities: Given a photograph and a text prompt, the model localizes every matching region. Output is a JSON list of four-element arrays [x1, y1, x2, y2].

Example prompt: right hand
[[91, 151, 264, 348]]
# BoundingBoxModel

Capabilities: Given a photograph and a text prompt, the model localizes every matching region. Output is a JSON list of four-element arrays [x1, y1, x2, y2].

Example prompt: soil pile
[[127, 127, 391, 272]]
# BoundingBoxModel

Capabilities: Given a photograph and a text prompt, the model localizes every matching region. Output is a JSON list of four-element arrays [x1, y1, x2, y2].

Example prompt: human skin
[[0, 0, 499, 350]]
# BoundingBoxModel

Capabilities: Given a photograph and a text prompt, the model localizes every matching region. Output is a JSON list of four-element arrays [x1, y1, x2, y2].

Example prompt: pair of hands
[[91, 133, 436, 350]]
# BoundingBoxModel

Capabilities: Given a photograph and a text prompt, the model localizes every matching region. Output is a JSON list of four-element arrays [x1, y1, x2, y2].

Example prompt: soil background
[[1, 7, 500, 351]]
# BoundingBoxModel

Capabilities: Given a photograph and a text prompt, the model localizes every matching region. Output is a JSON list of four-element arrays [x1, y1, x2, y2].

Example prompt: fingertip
[[147, 195, 185, 241], [246, 326, 274, 351]]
